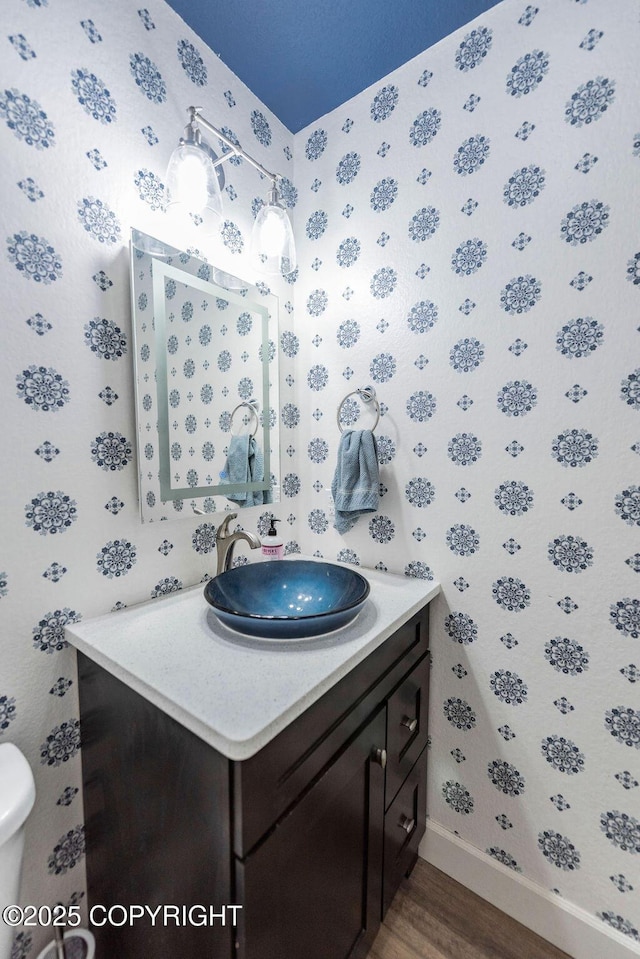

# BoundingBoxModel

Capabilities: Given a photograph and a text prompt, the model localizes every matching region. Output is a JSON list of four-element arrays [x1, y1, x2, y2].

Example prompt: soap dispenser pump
[[261, 518, 283, 561]]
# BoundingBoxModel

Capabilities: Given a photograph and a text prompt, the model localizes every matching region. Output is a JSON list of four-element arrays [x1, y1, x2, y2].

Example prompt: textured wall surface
[[0, 3, 292, 956], [289, 0, 639, 944], [2, 0, 639, 956]]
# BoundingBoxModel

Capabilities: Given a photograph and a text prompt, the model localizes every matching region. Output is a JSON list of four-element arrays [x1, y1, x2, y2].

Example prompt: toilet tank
[[0, 744, 36, 959]]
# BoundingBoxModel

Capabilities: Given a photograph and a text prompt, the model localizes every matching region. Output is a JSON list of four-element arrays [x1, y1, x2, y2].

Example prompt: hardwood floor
[[368, 859, 572, 959]]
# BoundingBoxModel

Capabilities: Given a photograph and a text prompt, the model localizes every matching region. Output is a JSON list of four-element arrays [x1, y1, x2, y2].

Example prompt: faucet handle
[[217, 513, 238, 538]]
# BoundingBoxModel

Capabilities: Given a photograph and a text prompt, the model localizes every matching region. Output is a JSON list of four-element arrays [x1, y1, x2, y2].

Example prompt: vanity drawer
[[385, 655, 430, 809], [382, 746, 427, 917]]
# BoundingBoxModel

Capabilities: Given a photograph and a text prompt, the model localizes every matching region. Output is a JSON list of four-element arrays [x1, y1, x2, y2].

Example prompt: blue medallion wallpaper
[[0, 3, 293, 957], [1, 0, 639, 957], [290, 0, 639, 950]]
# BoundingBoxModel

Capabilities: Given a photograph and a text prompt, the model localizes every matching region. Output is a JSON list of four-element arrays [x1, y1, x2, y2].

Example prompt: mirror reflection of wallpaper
[[164, 280, 262, 490], [131, 238, 279, 522]]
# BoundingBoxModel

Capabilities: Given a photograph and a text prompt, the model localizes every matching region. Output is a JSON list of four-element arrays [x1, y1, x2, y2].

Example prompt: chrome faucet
[[215, 513, 261, 575]]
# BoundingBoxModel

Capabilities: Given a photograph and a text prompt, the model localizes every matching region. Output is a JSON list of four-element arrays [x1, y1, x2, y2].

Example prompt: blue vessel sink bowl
[[204, 560, 370, 639]]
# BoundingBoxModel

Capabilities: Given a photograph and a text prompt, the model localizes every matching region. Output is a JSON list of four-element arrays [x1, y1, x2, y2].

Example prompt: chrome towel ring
[[337, 386, 380, 433], [230, 400, 259, 437]]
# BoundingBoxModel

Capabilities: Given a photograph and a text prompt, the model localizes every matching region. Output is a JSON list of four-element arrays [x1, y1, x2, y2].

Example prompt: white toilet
[[0, 743, 36, 959]]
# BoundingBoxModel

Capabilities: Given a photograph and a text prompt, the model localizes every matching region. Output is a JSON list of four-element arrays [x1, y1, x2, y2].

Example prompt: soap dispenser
[[261, 518, 283, 560]]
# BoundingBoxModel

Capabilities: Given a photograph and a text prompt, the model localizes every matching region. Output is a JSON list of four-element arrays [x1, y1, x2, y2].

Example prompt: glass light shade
[[165, 141, 223, 233], [251, 202, 297, 276]]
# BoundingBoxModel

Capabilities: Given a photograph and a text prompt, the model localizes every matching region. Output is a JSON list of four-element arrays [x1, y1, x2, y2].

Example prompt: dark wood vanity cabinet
[[77, 603, 430, 959], [236, 709, 386, 959]]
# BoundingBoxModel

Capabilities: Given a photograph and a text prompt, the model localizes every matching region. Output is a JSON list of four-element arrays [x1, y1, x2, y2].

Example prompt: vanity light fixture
[[250, 179, 296, 277], [165, 106, 296, 276]]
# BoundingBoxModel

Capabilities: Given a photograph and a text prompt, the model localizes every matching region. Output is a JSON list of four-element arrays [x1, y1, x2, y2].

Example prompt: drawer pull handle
[[399, 815, 416, 834], [372, 747, 387, 769], [401, 716, 417, 733]]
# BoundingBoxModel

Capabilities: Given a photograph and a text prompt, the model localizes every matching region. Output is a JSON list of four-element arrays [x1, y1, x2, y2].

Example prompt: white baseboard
[[419, 820, 640, 959]]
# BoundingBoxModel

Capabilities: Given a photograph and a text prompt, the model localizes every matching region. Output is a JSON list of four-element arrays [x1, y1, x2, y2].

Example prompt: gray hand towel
[[331, 429, 379, 533]]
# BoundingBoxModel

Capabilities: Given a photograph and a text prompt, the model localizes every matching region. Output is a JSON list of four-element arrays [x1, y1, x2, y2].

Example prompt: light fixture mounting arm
[[187, 106, 278, 187]]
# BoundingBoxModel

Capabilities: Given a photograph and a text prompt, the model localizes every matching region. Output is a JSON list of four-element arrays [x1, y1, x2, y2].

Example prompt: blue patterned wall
[[0, 3, 293, 957], [289, 0, 639, 945]]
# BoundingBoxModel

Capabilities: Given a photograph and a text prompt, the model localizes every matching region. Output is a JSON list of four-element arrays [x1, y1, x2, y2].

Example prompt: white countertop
[[66, 561, 440, 760]]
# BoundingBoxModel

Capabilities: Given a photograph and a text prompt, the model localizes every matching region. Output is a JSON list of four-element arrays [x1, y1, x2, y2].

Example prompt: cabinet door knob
[[372, 747, 387, 769], [401, 716, 417, 733], [398, 814, 416, 834]]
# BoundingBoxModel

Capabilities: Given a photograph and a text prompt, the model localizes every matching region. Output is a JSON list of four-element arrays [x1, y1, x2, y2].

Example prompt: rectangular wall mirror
[[130, 229, 280, 523]]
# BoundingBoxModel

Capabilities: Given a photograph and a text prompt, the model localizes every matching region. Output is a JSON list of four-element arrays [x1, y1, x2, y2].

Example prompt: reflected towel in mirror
[[221, 434, 272, 507]]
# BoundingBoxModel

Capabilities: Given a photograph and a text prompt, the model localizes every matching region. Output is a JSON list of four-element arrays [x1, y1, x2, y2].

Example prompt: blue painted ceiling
[[165, 0, 502, 132]]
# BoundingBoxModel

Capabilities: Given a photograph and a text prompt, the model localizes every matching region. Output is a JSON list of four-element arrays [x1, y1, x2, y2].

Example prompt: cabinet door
[[78, 654, 232, 959], [235, 710, 386, 959]]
